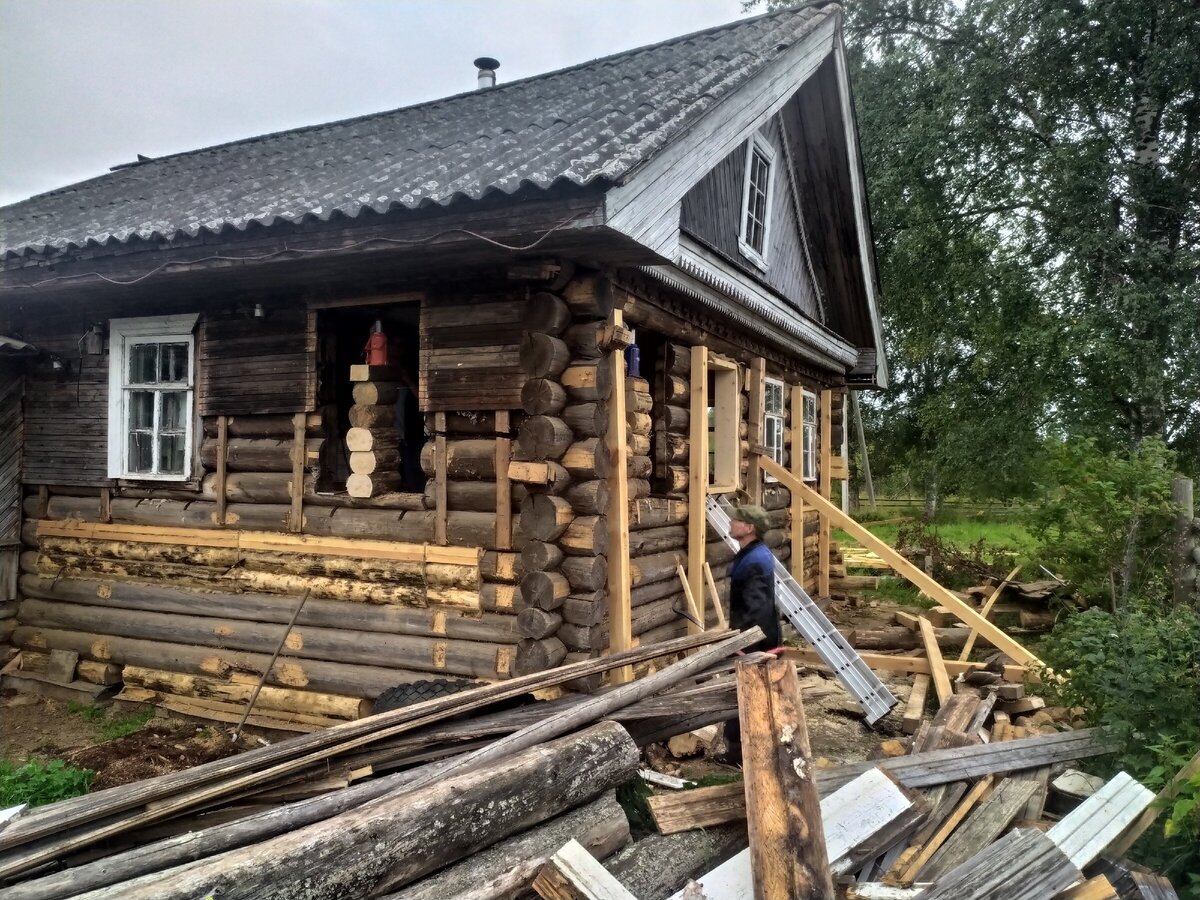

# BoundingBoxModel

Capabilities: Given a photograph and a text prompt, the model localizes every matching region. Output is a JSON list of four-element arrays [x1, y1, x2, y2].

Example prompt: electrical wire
[[17, 212, 590, 290]]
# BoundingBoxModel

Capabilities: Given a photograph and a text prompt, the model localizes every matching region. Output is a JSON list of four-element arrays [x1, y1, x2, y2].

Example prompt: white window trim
[[107, 314, 199, 481], [763, 377, 786, 482], [802, 388, 818, 483], [737, 131, 776, 271]]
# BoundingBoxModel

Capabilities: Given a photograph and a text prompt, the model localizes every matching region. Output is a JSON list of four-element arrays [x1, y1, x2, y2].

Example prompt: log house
[[0, 7, 886, 722]]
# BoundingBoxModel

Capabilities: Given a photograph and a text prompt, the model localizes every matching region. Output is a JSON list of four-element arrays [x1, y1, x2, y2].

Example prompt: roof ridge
[[6, 1, 832, 208]]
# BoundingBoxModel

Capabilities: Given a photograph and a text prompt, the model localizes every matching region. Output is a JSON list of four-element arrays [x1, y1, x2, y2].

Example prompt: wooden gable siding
[[679, 117, 820, 320], [0, 363, 22, 542], [419, 293, 524, 412], [780, 57, 873, 349], [199, 306, 316, 417]]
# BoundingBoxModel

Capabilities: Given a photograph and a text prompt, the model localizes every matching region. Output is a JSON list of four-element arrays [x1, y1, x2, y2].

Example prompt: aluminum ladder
[[706, 494, 898, 725]]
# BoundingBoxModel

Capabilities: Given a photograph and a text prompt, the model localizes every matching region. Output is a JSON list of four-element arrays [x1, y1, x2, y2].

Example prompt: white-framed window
[[802, 389, 818, 482], [763, 377, 786, 479], [738, 132, 776, 269], [107, 314, 198, 481]]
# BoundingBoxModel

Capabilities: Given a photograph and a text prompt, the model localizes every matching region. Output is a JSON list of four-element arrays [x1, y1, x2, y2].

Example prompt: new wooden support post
[[819, 389, 833, 597], [687, 345, 709, 633], [288, 413, 306, 533], [495, 411, 512, 550], [98, 487, 112, 524], [703, 561, 727, 630], [605, 310, 633, 681], [790, 385, 806, 588], [959, 566, 1020, 661], [434, 412, 447, 546], [746, 357, 765, 505], [737, 656, 835, 899], [903, 674, 930, 734], [676, 564, 703, 633], [919, 617, 953, 706], [215, 415, 229, 526]]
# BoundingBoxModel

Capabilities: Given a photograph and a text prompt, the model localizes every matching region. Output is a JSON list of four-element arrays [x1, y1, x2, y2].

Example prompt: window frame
[[707, 356, 741, 494], [738, 131, 776, 271], [763, 377, 786, 481], [801, 388, 818, 482], [106, 314, 199, 481]]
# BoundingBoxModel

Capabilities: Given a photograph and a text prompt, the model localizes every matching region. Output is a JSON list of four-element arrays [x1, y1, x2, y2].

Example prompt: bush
[[0, 758, 94, 808], [1042, 605, 1200, 893]]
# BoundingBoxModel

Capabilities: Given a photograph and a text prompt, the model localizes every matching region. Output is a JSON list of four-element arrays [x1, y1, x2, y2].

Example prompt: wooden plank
[[746, 357, 765, 504], [918, 617, 952, 706], [434, 412, 448, 546], [822, 768, 927, 876], [959, 566, 1020, 661], [818, 389, 832, 597], [919, 777, 1039, 881], [920, 827, 1081, 900], [676, 564, 703, 633], [46, 649, 79, 684], [781, 648, 1033, 684], [215, 415, 229, 526], [1045, 771, 1155, 869], [533, 838, 637, 900], [738, 657, 834, 899], [606, 313, 633, 682], [1057, 876, 1119, 900], [495, 411, 512, 550], [898, 775, 995, 883], [687, 345, 709, 634], [289, 413, 306, 533], [1128, 871, 1182, 900], [789, 384, 805, 587], [759, 454, 1041, 667], [649, 781, 746, 834], [702, 562, 728, 630], [902, 674, 930, 734]]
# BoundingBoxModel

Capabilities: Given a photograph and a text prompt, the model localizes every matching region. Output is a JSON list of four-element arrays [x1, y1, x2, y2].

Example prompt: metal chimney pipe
[[474, 57, 499, 89]]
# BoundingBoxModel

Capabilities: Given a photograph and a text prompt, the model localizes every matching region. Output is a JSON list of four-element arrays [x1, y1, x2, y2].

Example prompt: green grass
[[838, 518, 1041, 569], [0, 758, 94, 808], [66, 701, 105, 722], [67, 704, 156, 742]]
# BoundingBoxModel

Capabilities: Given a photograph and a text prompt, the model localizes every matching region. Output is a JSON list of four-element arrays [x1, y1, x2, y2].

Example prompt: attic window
[[738, 133, 775, 269]]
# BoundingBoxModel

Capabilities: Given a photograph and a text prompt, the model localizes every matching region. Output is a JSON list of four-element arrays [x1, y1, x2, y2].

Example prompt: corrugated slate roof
[[0, 4, 833, 258]]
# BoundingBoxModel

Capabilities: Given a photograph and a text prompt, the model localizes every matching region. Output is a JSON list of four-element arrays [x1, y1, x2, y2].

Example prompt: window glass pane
[[128, 344, 158, 384], [159, 434, 186, 475], [128, 390, 154, 429], [160, 391, 186, 432], [160, 343, 189, 383], [128, 432, 153, 473]]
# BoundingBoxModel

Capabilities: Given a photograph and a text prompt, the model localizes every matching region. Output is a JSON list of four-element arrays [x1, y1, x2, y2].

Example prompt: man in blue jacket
[[717, 503, 782, 765]]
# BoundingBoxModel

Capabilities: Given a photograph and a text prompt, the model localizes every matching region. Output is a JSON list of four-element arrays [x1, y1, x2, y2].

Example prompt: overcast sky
[[0, 0, 752, 206]]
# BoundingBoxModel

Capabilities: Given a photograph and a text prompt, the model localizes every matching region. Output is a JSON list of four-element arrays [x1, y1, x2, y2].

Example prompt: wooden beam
[[289, 413, 306, 533], [738, 657, 834, 899], [687, 345, 709, 633], [434, 412, 447, 546], [789, 384, 805, 587], [819, 389, 833, 597], [759, 454, 1041, 667], [533, 838, 637, 900], [495, 411, 512, 550], [606, 310, 633, 681], [746, 357, 765, 504], [902, 674, 930, 734], [215, 415, 229, 526], [899, 775, 995, 883], [920, 778, 1039, 881], [780, 648, 1035, 684], [919, 617, 953, 706], [98, 487, 111, 525], [675, 564, 703, 632], [703, 562, 727, 630], [959, 566, 1020, 661], [1057, 876, 1118, 900]]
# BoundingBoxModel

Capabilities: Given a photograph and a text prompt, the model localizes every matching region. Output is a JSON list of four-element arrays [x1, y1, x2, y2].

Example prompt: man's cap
[[730, 504, 769, 533]]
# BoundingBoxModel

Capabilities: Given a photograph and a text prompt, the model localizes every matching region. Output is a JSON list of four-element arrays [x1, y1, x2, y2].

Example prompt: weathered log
[[561, 555, 607, 592], [200, 438, 324, 473], [630, 498, 688, 529], [517, 608, 564, 640], [517, 416, 574, 461], [524, 292, 572, 336], [420, 440, 498, 479], [480, 551, 520, 585], [627, 478, 651, 500], [628, 454, 652, 479], [628, 525, 687, 556], [12, 626, 437, 699], [662, 343, 691, 376], [521, 379, 568, 416], [381, 792, 630, 900], [519, 494, 574, 542], [352, 382, 399, 406], [424, 480, 524, 514], [76, 660, 123, 685], [519, 333, 571, 379], [630, 549, 688, 588], [349, 449, 400, 476], [429, 412, 501, 436], [121, 666, 371, 721], [562, 322, 610, 359], [518, 571, 570, 611], [203, 414, 323, 439], [348, 405, 395, 429], [564, 479, 609, 516], [561, 361, 611, 402], [562, 402, 609, 438], [558, 622, 603, 652], [561, 438, 610, 480], [507, 460, 571, 493], [654, 433, 688, 465], [346, 472, 402, 499], [662, 405, 689, 432], [561, 592, 607, 627], [197, 472, 311, 504], [559, 516, 608, 557], [105, 722, 639, 900], [521, 541, 564, 574], [628, 432, 650, 456], [662, 374, 690, 404], [626, 389, 653, 415], [480, 583, 521, 614], [514, 636, 568, 675], [660, 466, 689, 494], [18, 601, 513, 680], [562, 274, 615, 320]]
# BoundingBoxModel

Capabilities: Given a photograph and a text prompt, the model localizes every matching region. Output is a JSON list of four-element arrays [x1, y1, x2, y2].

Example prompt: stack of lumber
[[0, 629, 761, 900], [963, 576, 1073, 632], [624, 656, 1179, 900], [346, 365, 402, 498]]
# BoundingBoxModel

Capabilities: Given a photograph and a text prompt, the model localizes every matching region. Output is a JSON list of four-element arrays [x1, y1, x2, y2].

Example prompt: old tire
[[372, 678, 483, 714]]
